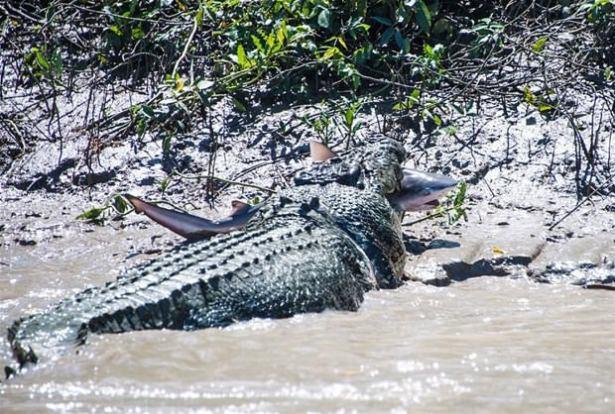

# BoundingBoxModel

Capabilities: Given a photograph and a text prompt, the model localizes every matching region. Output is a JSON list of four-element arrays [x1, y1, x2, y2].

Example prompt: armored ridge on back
[[5, 135, 457, 377]]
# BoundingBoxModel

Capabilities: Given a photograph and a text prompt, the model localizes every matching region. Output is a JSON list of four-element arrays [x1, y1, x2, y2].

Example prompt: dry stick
[[174, 171, 277, 194], [68, 3, 188, 25], [402, 206, 460, 227], [171, 11, 199, 78], [206, 114, 218, 200], [2, 117, 26, 151], [0, 4, 43, 24], [548, 177, 614, 231]]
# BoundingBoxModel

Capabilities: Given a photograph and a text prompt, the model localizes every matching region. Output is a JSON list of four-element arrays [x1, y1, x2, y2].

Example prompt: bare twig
[[174, 170, 277, 194], [548, 177, 614, 231]]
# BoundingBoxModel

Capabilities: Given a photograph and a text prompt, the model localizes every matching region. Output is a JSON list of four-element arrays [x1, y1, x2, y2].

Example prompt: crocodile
[[5, 135, 457, 377]]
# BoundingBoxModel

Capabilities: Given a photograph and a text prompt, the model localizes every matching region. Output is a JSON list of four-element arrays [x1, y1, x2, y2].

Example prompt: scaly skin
[[6, 136, 407, 376]]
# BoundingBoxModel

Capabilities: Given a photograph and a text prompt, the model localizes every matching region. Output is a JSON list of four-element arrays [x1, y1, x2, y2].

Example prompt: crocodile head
[[295, 136, 457, 211], [287, 135, 456, 287], [294, 135, 406, 195]]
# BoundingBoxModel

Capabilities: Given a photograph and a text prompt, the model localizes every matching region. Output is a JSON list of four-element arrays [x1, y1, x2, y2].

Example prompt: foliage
[[580, 0, 615, 65], [404, 181, 468, 226], [184, 0, 446, 96], [467, 18, 505, 57], [23, 46, 63, 85], [2, 0, 613, 197], [522, 86, 557, 115], [430, 181, 468, 224], [77, 194, 131, 225]]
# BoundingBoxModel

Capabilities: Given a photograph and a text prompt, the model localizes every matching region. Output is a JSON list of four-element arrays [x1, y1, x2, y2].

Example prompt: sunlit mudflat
[[1, 235, 613, 414]]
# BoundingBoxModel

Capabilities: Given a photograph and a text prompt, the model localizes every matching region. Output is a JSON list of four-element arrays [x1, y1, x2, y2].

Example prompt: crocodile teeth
[[125, 194, 259, 240]]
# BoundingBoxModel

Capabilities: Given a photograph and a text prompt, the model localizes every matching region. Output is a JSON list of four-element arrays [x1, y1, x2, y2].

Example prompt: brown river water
[[1, 211, 614, 413]]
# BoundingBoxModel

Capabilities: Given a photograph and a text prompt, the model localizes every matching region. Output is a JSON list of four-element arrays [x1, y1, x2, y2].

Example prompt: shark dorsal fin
[[309, 141, 337, 162]]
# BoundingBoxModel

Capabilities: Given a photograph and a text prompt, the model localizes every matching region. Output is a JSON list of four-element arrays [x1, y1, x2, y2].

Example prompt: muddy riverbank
[[1, 85, 614, 411]]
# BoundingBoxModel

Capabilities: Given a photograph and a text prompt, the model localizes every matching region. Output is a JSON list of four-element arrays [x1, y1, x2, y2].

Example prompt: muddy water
[[1, 224, 613, 414]]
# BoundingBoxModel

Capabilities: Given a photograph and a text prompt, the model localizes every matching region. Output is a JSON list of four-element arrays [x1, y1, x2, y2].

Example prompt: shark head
[[388, 169, 458, 211]]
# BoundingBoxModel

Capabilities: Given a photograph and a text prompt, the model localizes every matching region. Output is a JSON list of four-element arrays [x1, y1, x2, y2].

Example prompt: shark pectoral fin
[[125, 194, 260, 240], [309, 140, 337, 162], [125, 194, 221, 240]]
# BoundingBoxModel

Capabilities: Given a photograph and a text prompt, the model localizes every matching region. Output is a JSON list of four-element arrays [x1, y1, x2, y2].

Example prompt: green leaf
[[415, 0, 432, 33], [77, 207, 105, 221], [423, 43, 433, 57], [344, 108, 354, 128], [321, 46, 341, 61], [605, 65, 613, 81], [195, 6, 204, 28], [523, 86, 536, 105], [108, 25, 123, 37], [162, 134, 171, 154], [50, 48, 63, 76], [251, 35, 265, 53], [539, 104, 554, 113], [266, 31, 280, 53], [131, 26, 144, 40], [442, 180, 468, 224], [162, 135, 172, 154], [379, 27, 395, 46], [140, 105, 155, 119], [136, 119, 147, 138], [160, 177, 170, 193], [112, 194, 128, 213], [454, 181, 467, 208], [276, 22, 286, 45], [445, 125, 458, 135], [451, 103, 464, 114], [372, 16, 393, 26], [236, 44, 252, 69], [421, 108, 432, 121], [317, 8, 331, 29], [337, 35, 347, 50], [532, 36, 548, 53], [394, 29, 406, 51], [33, 48, 50, 70], [231, 96, 248, 112]]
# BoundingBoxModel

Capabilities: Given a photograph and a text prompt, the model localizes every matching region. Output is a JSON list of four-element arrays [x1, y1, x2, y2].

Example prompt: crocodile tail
[[5, 310, 91, 379], [5, 318, 39, 378], [3, 287, 180, 378]]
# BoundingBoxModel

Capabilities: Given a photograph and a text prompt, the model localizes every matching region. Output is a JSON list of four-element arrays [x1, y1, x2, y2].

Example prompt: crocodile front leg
[[7, 214, 375, 372]]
